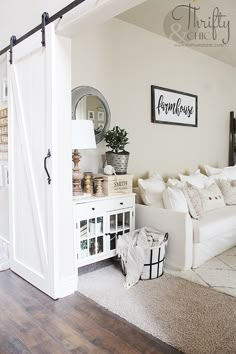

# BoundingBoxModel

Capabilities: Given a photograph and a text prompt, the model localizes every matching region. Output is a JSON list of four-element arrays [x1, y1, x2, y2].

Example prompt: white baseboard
[[166, 259, 190, 271]]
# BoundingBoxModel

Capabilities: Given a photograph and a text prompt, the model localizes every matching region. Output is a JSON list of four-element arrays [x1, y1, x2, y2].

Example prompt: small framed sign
[[97, 111, 105, 123], [151, 85, 198, 127], [88, 110, 95, 121]]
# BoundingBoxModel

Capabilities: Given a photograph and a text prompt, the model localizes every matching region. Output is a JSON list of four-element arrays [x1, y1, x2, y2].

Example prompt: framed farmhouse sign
[[151, 85, 198, 127]]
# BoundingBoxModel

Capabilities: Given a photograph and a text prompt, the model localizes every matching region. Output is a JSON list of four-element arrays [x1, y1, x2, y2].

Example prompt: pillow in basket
[[216, 179, 236, 205], [183, 182, 225, 219]]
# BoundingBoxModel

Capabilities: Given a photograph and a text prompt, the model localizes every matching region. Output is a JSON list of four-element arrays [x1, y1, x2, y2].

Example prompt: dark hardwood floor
[[0, 270, 182, 354]]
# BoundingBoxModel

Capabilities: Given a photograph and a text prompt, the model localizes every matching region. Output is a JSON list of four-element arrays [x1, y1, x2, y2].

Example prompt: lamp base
[[72, 149, 83, 196], [72, 169, 83, 196]]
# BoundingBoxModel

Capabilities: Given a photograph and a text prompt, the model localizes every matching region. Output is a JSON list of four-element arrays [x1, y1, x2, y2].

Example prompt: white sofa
[[134, 165, 236, 270], [135, 203, 236, 270]]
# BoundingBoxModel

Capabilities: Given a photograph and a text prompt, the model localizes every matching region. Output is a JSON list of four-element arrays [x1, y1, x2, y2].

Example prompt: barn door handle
[[44, 149, 51, 184]]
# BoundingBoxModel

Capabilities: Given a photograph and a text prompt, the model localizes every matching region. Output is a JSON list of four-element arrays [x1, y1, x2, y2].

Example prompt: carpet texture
[[78, 265, 236, 354]]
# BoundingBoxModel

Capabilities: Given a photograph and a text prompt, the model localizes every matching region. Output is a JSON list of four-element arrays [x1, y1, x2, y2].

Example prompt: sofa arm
[[135, 204, 193, 270]]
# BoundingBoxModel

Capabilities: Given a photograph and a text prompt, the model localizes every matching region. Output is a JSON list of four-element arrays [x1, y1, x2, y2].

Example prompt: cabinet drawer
[[74, 195, 135, 218], [75, 201, 108, 217], [108, 195, 134, 211]]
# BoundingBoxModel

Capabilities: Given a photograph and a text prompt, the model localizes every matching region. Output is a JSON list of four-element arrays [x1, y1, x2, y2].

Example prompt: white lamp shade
[[71, 120, 96, 149]]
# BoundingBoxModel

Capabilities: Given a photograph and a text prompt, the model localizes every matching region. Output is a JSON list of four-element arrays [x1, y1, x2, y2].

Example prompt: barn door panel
[[8, 26, 54, 296]]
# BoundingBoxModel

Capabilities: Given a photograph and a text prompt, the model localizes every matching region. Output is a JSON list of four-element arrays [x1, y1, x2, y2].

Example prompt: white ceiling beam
[[55, 0, 147, 37]]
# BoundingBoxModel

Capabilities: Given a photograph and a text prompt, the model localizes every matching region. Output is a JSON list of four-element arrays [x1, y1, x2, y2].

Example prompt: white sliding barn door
[[8, 24, 75, 299]]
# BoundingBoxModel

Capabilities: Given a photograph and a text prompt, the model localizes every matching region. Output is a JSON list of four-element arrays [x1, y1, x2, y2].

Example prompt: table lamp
[[71, 120, 96, 197]]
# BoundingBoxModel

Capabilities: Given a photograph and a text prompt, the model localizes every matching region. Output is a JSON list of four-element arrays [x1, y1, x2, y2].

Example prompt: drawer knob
[[120, 202, 123, 205], [92, 207, 95, 210]]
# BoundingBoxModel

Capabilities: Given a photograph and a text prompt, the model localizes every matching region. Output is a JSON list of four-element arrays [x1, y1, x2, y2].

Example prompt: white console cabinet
[[73, 194, 135, 267]]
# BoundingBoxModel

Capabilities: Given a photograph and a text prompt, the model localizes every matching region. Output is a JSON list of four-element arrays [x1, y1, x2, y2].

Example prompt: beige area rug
[[167, 246, 236, 298], [78, 265, 236, 354]]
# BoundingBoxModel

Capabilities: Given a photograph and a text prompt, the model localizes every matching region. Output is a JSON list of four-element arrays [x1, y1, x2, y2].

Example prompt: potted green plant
[[104, 126, 130, 174]]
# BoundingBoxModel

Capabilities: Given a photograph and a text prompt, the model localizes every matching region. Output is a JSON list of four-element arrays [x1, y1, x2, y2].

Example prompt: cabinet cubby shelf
[[81, 232, 104, 237], [110, 226, 130, 233]]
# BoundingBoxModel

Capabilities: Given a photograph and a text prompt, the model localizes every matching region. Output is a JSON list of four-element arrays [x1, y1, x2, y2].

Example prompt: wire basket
[[140, 233, 168, 280]]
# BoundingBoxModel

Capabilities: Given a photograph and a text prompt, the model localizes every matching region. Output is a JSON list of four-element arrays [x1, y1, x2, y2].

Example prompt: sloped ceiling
[[117, 0, 236, 67]]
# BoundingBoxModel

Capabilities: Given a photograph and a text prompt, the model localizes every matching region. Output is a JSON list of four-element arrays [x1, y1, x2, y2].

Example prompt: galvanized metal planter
[[106, 151, 130, 175]]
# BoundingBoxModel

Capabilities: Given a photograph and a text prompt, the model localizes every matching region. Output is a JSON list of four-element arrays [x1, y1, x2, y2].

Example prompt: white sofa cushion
[[193, 205, 236, 244], [163, 187, 189, 212], [138, 173, 165, 208], [179, 170, 208, 188]]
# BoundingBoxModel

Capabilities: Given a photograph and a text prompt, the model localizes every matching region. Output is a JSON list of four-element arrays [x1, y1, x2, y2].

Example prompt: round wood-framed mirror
[[72, 86, 111, 144]]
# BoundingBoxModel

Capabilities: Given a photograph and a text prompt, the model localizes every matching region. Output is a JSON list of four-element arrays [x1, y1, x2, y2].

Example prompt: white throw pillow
[[223, 165, 236, 179], [216, 179, 236, 205], [204, 164, 236, 180], [179, 170, 208, 189], [206, 173, 228, 186], [166, 178, 184, 189], [149, 171, 163, 179], [138, 174, 166, 208], [204, 165, 222, 176], [183, 182, 225, 219], [163, 187, 188, 212]]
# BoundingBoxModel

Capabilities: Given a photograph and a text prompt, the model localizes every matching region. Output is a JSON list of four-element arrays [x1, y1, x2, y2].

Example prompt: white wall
[[0, 0, 72, 48], [0, 55, 8, 241], [72, 19, 236, 182], [0, 184, 8, 241], [0, 55, 7, 109]]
